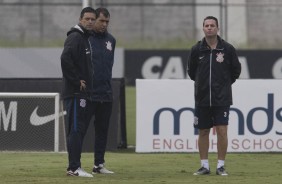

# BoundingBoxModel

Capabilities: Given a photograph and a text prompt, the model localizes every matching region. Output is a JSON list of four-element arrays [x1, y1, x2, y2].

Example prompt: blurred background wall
[[0, 0, 281, 49]]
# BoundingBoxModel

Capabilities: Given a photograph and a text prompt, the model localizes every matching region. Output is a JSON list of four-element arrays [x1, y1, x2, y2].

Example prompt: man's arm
[[230, 46, 241, 83], [61, 33, 81, 88], [187, 46, 198, 81]]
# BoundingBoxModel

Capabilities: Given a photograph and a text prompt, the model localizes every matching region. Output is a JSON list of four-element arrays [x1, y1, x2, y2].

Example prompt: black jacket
[[88, 31, 116, 102], [61, 24, 93, 99], [187, 36, 241, 106]]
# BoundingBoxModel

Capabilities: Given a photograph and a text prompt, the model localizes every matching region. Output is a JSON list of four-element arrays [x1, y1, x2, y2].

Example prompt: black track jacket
[[61, 24, 93, 99], [89, 31, 116, 102], [187, 36, 241, 106]]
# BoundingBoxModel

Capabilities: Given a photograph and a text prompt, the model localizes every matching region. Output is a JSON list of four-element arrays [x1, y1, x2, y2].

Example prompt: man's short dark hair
[[203, 16, 219, 27], [80, 7, 95, 19], [95, 7, 110, 18]]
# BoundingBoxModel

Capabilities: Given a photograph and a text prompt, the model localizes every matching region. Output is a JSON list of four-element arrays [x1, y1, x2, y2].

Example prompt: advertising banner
[[0, 78, 127, 152], [136, 79, 282, 152], [0, 94, 59, 151], [125, 50, 282, 85]]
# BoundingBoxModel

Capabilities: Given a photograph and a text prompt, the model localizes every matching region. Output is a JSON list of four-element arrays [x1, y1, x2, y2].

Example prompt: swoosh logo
[[30, 106, 66, 126]]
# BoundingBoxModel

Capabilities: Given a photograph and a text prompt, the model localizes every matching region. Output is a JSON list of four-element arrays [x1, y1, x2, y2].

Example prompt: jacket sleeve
[[110, 36, 116, 67], [60, 33, 81, 88], [230, 46, 241, 83], [112, 37, 116, 55], [187, 46, 198, 81], [113, 36, 116, 50]]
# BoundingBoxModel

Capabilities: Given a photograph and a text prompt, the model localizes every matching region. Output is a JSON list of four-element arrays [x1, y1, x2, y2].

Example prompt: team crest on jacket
[[80, 99, 86, 108], [106, 41, 112, 51], [216, 52, 224, 63]]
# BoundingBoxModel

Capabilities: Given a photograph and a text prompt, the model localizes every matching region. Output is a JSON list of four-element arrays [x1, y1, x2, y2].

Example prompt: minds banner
[[136, 79, 282, 153]]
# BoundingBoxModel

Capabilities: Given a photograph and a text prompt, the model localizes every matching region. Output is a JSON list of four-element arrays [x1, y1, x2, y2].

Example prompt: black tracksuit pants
[[65, 97, 112, 171]]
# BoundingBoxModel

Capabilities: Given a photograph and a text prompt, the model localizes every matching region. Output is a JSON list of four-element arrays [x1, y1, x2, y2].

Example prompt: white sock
[[201, 159, 209, 169], [217, 160, 225, 169]]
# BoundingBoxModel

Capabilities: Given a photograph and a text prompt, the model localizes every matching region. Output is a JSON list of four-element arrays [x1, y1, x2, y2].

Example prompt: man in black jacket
[[61, 7, 95, 177], [88, 7, 116, 174], [187, 16, 241, 176]]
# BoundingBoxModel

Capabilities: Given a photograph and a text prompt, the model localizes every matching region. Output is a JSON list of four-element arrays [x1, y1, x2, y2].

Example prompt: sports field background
[[1, 149, 282, 183], [1, 87, 282, 183], [0, 1, 282, 183]]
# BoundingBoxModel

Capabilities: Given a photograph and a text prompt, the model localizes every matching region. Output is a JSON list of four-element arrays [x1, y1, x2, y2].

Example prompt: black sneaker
[[193, 167, 210, 175], [216, 166, 228, 176]]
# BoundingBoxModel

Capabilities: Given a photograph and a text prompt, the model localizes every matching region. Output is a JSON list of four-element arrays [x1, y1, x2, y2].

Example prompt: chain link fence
[[0, 0, 281, 48]]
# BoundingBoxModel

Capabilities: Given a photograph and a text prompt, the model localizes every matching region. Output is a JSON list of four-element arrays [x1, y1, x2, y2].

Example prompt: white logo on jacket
[[85, 48, 90, 54], [106, 41, 112, 51], [199, 56, 204, 60], [80, 99, 86, 107], [216, 52, 224, 63]]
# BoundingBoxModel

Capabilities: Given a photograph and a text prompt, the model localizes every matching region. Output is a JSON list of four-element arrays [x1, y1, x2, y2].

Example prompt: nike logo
[[30, 106, 66, 126], [199, 56, 204, 60], [85, 48, 90, 54]]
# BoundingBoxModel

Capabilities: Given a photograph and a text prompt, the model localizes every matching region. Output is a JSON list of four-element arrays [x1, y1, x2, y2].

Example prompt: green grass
[[125, 86, 136, 146], [1, 151, 282, 184]]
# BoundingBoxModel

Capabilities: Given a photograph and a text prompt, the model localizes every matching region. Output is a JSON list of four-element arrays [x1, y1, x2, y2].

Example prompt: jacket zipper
[[209, 50, 212, 106], [209, 48, 224, 106], [88, 38, 94, 102]]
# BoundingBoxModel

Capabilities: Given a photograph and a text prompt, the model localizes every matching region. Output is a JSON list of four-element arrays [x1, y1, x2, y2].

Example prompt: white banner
[[136, 79, 282, 152]]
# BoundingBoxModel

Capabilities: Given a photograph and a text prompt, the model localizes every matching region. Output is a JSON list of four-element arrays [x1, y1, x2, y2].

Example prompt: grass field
[[125, 86, 136, 146], [1, 151, 282, 184], [1, 87, 282, 183]]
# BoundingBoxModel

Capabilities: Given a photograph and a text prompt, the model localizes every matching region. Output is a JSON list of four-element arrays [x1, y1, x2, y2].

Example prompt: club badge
[[80, 99, 86, 108], [216, 52, 224, 63], [106, 41, 112, 51]]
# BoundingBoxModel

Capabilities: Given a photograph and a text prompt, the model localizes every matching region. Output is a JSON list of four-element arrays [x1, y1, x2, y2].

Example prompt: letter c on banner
[[272, 57, 282, 78], [141, 56, 162, 79]]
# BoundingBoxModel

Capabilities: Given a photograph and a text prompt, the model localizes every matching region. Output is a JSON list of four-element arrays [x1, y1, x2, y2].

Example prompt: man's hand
[[80, 80, 86, 91]]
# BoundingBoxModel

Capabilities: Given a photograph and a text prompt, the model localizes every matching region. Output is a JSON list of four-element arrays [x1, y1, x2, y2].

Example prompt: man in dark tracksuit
[[61, 7, 95, 177], [187, 16, 241, 176], [88, 7, 116, 174]]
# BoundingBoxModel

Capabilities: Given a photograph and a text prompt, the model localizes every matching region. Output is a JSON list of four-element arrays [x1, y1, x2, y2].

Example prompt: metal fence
[[0, 0, 281, 48]]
